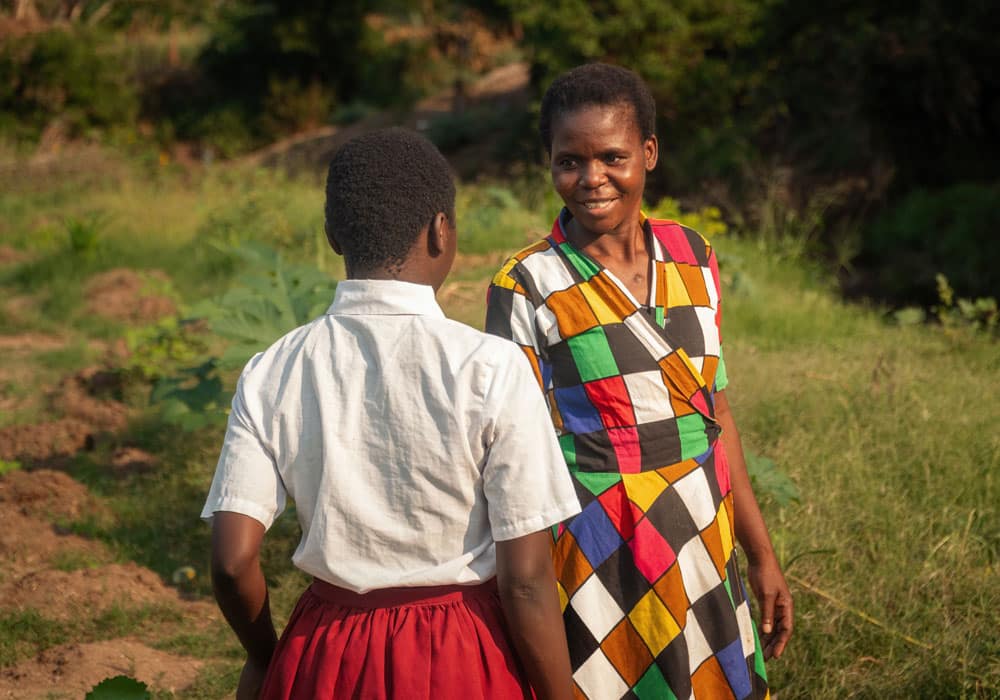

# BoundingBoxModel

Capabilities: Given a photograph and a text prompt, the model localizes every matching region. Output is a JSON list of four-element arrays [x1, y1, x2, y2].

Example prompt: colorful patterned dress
[[485, 211, 769, 700]]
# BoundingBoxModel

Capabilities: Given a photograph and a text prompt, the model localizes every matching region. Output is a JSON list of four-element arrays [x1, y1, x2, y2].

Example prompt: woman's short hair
[[539, 63, 657, 153]]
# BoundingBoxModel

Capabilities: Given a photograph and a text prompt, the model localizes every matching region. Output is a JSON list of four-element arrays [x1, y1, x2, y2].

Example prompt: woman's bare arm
[[715, 389, 794, 660]]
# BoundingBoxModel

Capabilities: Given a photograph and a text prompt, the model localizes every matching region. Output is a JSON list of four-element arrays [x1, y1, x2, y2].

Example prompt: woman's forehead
[[551, 103, 642, 147]]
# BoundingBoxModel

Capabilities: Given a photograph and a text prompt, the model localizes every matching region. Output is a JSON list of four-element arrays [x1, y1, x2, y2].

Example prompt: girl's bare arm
[[495, 530, 575, 700]]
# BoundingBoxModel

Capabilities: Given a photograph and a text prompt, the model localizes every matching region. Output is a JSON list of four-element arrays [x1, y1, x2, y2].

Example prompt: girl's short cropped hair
[[325, 127, 455, 273], [539, 63, 656, 152]]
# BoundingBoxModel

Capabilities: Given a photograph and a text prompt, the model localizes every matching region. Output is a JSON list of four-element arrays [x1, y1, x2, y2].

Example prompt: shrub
[[861, 182, 999, 303], [0, 28, 139, 142]]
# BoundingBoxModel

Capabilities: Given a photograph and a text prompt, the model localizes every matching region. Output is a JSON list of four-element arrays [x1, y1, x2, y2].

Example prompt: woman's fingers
[[764, 590, 794, 660]]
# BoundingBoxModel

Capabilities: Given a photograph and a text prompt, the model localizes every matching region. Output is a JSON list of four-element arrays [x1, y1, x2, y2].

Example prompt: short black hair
[[325, 127, 455, 274], [539, 63, 656, 153]]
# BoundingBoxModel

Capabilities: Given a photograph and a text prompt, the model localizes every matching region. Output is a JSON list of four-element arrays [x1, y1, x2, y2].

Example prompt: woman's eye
[[558, 159, 576, 169]]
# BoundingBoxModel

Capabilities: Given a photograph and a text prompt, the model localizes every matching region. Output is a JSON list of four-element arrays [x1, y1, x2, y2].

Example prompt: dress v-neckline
[[555, 211, 660, 311]]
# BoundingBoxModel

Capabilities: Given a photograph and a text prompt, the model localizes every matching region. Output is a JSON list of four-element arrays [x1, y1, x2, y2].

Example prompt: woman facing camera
[[486, 63, 792, 700]]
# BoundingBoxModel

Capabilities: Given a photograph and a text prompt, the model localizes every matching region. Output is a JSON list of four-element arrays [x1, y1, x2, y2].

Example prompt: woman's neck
[[566, 214, 648, 264]]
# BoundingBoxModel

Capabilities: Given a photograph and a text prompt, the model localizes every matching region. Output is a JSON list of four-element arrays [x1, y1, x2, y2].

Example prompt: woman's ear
[[644, 135, 659, 172]]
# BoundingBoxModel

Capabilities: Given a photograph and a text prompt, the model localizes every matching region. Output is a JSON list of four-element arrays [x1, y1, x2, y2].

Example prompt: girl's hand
[[746, 554, 793, 660], [236, 658, 268, 700]]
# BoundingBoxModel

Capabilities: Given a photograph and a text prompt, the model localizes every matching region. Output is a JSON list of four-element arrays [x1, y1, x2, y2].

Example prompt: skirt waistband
[[309, 578, 498, 609]]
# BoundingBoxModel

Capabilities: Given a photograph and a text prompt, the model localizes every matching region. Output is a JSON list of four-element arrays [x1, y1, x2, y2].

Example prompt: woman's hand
[[236, 657, 268, 700], [715, 391, 794, 660], [746, 554, 793, 660]]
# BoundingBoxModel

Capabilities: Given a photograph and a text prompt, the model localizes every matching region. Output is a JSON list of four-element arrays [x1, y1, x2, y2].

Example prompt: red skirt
[[260, 578, 533, 699]]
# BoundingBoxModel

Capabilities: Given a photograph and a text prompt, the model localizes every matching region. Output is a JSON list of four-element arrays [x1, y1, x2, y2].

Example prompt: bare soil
[[0, 466, 222, 698], [0, 368, 129, 463], [1, 563, 195, 622], [0, 246, 27, 267], [0, 639, 203, 699], [0, 334, 65, 352], [0, 468, 105, 521], [84, 268, 177, 324]]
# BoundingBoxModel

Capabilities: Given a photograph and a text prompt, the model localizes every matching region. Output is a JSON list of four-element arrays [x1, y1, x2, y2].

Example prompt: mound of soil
[[0, 368, 129, 463], [109, 447, 159, 475], [0, 246, 27, 266], [0, 510, 108, 582], [0, 418, 94, 463], [84, 269, 177, 324], [1, 562, 192, 622], [0, 468, 102, 521], [0, 638, 202, 698], [57, 368, 128, 432]]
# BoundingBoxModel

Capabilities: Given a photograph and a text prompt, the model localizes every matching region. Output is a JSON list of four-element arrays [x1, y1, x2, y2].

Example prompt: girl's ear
[[325, 223, 343, 255], [644, 135, 659, 172], [427, 211, 452, 257]]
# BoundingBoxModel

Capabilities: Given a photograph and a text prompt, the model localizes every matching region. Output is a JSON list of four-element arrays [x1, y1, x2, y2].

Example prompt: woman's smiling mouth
[[581, 199, 617, 211]]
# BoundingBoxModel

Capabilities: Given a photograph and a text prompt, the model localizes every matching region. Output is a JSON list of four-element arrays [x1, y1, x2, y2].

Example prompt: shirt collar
[[326, 279, 445, 318]]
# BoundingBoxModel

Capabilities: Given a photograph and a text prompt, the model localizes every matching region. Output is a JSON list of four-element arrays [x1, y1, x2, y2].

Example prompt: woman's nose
[[578, 161, 607, 188]]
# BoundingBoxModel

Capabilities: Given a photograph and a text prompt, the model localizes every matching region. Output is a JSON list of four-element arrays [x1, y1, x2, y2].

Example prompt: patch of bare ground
[[0, 246, 27, 267], [0, 368, 129, 463], [0, 563, 200, 622], [109, 447, 159, 475], [0, 334, 65, 352], [0, 638, 202, 699], [0, 470, 111, 581], [0, 510, 109, 583], [0, 468, 106, 522], [84, 269, 177, 324]]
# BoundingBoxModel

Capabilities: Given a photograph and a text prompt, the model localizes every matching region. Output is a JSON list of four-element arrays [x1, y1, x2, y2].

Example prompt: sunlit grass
[[0, 150, 997, 697]]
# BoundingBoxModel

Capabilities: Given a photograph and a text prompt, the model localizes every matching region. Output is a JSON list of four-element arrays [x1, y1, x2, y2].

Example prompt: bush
[[0, 28, 139, 142], [860, 182, 999, 303]]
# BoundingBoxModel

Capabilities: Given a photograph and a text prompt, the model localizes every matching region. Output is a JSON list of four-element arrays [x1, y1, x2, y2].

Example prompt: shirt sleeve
[[485, 260, 547, 391], [480, 344, 580, 541], [201, 355, 286, 529]]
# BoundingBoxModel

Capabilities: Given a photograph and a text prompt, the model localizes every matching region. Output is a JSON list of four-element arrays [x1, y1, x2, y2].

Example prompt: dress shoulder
[[646, 217, 713, 267]]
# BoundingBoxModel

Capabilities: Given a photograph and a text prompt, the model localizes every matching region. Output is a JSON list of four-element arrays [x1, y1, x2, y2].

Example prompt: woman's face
[[549, 103, 658, 238]]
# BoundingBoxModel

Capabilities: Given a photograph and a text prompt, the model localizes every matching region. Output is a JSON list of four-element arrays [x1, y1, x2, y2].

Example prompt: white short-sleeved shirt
[[202, 279, 580, 593]]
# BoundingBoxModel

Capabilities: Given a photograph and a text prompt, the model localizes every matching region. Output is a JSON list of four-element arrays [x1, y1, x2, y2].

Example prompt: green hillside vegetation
[[0, 153, 996, 697]]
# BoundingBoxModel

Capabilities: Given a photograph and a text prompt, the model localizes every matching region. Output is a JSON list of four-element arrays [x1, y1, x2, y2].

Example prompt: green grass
[[1, 147, 997, 698]]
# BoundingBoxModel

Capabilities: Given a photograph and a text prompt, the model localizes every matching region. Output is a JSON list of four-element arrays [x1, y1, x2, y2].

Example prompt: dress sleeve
[[484, 259, 547, 390], [707, 244, 729, 392], [480, 344, 580, 541], [201, 355, 287, 529]]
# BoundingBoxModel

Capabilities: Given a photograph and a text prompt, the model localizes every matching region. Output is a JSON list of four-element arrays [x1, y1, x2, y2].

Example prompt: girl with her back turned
[[205, 128, 579, 700]]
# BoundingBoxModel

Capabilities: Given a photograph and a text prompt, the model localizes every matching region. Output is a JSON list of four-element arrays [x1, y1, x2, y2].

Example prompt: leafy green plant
[[933, 273, 998, 334], [124, 318, 212, 382], [744, 451, 800, 508], [65, 214, 105, 258], [645, 197, 728, 238], [86, 675, 150, 700], [152, 244, 336, 430]]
